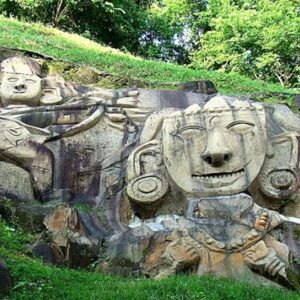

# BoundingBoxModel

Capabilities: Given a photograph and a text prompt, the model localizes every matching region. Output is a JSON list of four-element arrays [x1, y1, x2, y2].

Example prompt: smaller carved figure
[[0, 57, 77, 107], [108, 194, 293, 286]]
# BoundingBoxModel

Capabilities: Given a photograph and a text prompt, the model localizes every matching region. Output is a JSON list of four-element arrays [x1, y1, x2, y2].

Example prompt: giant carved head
[[127, 96, 268, 201], [163, 97, 267, 196]]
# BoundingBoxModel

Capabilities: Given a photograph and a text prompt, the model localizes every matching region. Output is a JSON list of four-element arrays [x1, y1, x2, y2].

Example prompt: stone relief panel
[[110, 97, 300, 286], [1, 55, 300, 288]]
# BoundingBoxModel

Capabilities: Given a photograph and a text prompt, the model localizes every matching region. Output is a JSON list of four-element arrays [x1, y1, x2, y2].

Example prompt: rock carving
[[1, 55, 300, 288]]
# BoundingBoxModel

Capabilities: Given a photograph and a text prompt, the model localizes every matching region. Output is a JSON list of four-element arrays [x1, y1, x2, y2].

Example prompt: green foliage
[[0, 16, 296, 98], [0, 0, 207, 63], [0, 0, 299, 87], [139, 0, 206, 63], [190, 0, 300, 87], [0, 217, 34, 254], [0, 0, 150, 54]]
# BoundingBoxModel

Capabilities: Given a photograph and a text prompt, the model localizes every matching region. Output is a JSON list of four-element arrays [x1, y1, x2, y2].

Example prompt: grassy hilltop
[[0, 16, 300, 300], [0, 16, 298, 98]]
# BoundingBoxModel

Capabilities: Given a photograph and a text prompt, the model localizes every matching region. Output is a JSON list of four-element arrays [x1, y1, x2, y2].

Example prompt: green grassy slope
[[0, 16, 297, 96], [1, 219, 299, 300]]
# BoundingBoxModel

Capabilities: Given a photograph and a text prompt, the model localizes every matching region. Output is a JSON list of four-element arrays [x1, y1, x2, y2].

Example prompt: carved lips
[[192, 168, 245, 187]]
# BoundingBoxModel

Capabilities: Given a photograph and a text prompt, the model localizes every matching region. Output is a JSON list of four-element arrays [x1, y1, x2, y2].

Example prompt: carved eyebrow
[[226, 120, 255, 129], [177, 124, 205, 134]]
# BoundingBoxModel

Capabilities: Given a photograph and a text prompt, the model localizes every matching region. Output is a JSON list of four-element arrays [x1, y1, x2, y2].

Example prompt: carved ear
[[140, 108, 179, 144], [0, 73, 7, 107], [40, 87, 63, 105], [258, 133, 299, 199], [126, 140, 168, 205], [40, 77, 64, 105], [266, 142, 274, 158]]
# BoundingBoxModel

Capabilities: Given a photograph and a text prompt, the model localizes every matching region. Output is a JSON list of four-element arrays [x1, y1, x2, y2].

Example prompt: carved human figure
[[0, 58, 82, 199], [138, 195, 290, 283], [120, 96, 300, 286]]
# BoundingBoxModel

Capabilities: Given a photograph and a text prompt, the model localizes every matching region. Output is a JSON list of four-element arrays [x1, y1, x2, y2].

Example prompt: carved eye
[[43, 89, 55, 95], [174, 124, 205, 140], [8, 128, 22, 136], [8, 78, 18, 82], [25, 78, 36, 83], [178, 125, 205, 134], [226, 121, 255, 133]]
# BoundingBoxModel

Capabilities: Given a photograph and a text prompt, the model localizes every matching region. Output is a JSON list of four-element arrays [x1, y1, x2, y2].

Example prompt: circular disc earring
[[127, 173, 168, 205]]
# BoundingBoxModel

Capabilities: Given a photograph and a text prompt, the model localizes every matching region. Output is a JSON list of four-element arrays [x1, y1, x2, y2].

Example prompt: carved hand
[[254, 212, 270, 231], [163, 230, 201, 265], [243, 240, 286, 278]]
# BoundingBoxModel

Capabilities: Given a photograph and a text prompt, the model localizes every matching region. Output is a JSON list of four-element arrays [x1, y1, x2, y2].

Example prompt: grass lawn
[[1, 219, 300, 300], [0, 16, 298, 97]]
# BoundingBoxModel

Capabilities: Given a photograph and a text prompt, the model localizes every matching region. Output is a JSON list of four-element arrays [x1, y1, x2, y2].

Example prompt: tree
[[0, 0, 207, 63], [190, 0, 300, 87], [0, 0, 150, 54], [139, 0, 207, 63]]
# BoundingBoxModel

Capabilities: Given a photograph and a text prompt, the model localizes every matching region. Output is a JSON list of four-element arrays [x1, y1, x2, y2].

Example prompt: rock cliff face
[[1, 55, 300, 288]]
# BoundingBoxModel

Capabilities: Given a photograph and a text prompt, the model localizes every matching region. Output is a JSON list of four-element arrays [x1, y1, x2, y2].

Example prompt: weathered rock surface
[[1, 55, 300, 288], [0, 259, 12, 297], [293, 94, 300, 109], [178, 80, 217, 94]]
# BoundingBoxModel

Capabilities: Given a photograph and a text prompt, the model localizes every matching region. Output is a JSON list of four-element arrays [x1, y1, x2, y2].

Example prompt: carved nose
[[202, 151, 232, 167], [15, 84, 26, 92]]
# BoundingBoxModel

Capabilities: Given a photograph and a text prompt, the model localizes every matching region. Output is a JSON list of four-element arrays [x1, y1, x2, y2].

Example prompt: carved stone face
[[0, 72, 42, 106], [162, 98, 267, 196]]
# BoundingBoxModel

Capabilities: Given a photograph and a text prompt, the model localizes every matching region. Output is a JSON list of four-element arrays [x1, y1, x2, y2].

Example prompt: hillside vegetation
[[1, 1, 299, 87], [0, 16, 297, 99]]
